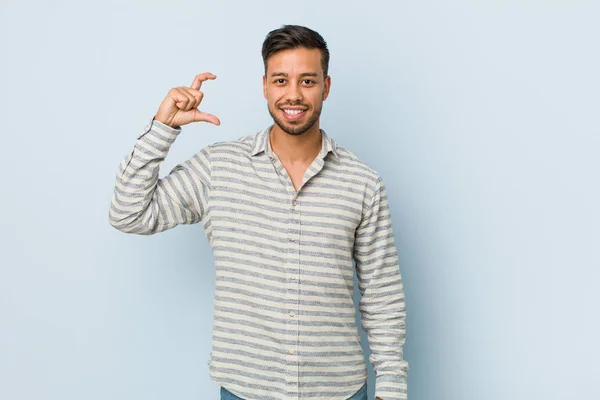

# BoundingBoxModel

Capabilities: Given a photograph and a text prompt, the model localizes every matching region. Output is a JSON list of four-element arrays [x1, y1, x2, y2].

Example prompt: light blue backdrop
[[1, 1, 598, 399]]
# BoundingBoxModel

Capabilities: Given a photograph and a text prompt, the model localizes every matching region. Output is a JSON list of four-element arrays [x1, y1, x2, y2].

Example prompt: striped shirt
[[109, 118, 409, 400]]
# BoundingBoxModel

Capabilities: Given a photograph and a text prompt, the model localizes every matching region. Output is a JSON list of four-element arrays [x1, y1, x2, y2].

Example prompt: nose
[[284, 82, 303, 103]]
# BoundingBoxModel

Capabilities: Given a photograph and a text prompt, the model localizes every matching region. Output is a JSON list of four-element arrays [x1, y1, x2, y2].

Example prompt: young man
[[109, 25, 408, 400]]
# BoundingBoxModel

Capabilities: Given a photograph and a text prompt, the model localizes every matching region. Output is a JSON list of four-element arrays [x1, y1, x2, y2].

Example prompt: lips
[[281, 107, 307, 121]]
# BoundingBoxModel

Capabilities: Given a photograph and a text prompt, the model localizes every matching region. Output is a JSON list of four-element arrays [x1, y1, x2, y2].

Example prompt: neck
[[269, 122, 322, 164]]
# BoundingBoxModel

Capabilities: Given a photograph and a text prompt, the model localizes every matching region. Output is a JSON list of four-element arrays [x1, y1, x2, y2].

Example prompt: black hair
[[261, 25, 330, 77]]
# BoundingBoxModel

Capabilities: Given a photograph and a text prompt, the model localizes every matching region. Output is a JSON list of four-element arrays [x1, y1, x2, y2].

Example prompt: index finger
[[190, 72, 217, 90]]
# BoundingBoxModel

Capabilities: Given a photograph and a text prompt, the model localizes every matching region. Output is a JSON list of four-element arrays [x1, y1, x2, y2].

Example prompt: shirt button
[[288, 237, 296, 242], [289, 349, 295, 355], [292, 200, 297, 206], [289, 311, 295, 317], [290, 276, 296, 280]]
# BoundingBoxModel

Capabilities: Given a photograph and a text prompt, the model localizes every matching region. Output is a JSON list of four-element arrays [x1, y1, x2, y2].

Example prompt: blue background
[[1, 0, 598, 399]]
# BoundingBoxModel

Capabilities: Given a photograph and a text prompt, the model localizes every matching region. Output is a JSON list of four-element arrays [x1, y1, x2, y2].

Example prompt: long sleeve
[[108, 118, 212, 235], [354, 176, 408, 400]]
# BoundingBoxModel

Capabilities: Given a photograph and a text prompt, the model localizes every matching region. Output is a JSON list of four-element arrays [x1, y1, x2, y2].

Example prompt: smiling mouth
[[281, 108, 307, 120]]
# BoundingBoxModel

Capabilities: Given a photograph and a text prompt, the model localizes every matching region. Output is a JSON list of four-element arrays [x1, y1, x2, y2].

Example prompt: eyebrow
[[270, 72, 319, 78]]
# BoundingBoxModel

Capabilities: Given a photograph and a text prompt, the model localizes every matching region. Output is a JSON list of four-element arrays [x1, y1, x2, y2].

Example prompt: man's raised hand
[[154, 72, 221, 128]]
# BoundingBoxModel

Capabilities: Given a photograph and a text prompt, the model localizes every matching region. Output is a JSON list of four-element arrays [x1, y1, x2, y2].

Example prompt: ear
[[322, 75, 331, 101], [263, 75, 267, 99]]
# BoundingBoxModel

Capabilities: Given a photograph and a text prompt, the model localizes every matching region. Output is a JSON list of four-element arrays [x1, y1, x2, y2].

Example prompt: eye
[[302, 79, 315, 85], [275, 78, 286, 84]]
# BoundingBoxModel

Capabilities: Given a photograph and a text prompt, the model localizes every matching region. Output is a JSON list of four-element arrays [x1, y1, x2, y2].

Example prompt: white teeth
[[284, 109, 304, 115]]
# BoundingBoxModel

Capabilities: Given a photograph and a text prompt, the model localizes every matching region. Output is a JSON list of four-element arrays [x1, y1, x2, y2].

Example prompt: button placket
[[285, 195, 300, 394], [270, 152, 301, 394]]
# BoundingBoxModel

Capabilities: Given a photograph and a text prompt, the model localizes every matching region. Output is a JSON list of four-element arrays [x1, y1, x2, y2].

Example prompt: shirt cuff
[[138, 116, 182, 139], [375, 374, 408, 400]]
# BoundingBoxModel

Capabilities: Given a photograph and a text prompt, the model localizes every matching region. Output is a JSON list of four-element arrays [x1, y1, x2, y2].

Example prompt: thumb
[[193, 109, 221, 125]]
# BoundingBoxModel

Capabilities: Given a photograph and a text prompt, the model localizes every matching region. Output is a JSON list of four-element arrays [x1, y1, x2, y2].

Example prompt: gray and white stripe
[[109, 119, 408, 400]]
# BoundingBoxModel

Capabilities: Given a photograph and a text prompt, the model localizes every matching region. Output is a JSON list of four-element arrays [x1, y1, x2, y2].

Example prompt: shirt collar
[[251, 125, 339, 160]]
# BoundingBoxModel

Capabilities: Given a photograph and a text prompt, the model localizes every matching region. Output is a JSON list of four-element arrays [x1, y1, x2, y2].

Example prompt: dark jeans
[[220, 382, 367, 400]]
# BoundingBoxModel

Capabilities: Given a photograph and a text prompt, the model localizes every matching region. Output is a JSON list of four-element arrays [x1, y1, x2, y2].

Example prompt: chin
[[279, 120, 315, 136]]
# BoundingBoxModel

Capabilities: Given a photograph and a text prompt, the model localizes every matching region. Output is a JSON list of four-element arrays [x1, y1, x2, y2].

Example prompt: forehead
[[266, 47, 323, 76]]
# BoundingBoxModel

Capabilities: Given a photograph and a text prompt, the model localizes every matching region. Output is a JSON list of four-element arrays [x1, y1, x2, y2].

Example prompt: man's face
[[263, 47, 331, 136]]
